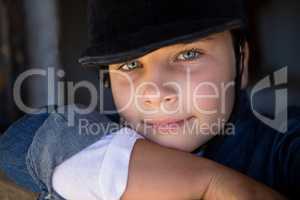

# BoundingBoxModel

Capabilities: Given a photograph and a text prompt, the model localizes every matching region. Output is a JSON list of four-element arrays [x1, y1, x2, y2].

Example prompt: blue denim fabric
[[0, 112, 49, 192], [28, 105, 122, 200], [0, 105, 121, 200]]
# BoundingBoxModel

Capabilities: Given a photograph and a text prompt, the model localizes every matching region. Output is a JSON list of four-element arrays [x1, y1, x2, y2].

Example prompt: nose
[[137, 59, 179, 109], [140, 83, 178, 108]]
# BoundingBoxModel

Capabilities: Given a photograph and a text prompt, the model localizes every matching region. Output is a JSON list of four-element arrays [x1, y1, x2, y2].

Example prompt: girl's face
[[109, 31, 248, 152]]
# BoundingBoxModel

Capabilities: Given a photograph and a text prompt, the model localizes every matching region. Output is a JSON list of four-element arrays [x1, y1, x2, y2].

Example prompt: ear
[[240, 41, 249, 89]]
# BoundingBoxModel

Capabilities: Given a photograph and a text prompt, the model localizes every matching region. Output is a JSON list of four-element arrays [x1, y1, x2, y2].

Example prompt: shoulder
[[204, 106, 300, 199], [2, 104, 118, 141], [25, 104, 121, 161], [23, 104, 123, 198], [248, 106, 300, 199]]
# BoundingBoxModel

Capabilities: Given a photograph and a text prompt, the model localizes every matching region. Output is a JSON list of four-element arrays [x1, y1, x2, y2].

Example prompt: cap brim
[[78, 18, 244, 67]]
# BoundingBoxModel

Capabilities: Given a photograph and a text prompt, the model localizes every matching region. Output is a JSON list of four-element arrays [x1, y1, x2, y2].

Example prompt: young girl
[[1, 0, 299, 199]]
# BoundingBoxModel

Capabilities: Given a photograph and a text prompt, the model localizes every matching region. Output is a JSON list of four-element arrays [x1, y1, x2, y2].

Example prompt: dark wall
[[59, 0, 116, 112], [246, 0, 300, 114], [59, 0, 98, 106]]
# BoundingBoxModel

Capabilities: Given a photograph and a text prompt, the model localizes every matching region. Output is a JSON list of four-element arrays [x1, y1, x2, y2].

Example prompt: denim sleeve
[[25, 105, 122, 200], [0, 111, 49, 192]]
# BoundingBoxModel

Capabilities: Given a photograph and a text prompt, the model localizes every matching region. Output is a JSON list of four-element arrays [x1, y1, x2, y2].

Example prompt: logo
[[250, 67, 288, 133]]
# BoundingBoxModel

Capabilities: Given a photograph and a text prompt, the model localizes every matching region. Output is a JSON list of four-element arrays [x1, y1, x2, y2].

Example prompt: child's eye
[[176, 48, 203, 61], [118, 60, 142, 72]]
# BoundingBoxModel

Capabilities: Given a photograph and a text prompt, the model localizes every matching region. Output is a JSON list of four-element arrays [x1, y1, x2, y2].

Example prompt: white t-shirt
[[52, 127, 144, 200]]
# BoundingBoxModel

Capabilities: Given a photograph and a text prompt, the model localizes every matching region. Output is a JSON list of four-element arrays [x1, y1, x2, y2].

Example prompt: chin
[[145, 134, 214, 153]]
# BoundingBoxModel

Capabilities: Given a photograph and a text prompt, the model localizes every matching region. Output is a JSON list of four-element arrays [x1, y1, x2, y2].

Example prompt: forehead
[[110, 31, 232, 67]]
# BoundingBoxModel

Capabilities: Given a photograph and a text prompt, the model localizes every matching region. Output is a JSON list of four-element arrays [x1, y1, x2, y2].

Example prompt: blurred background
[[0, 0, 299, 133]]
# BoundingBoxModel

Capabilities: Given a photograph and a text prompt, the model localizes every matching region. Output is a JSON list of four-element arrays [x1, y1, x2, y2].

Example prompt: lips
[[142, 116, 194, 130]]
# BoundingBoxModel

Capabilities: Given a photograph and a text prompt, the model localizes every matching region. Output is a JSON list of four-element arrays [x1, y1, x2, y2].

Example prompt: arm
[[122, 139, 286, 200], [51, 124, 286, 200]]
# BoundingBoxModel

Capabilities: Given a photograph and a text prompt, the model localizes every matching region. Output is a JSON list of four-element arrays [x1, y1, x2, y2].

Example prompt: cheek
[[110, 77, 141, 125], [190, 81, 220, 114], [187, 60, 236, 116], [111, 78, 132, 112]]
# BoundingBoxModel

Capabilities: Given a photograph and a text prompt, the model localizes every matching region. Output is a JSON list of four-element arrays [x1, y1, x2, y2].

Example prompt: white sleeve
[[52, 127, 144, 200]]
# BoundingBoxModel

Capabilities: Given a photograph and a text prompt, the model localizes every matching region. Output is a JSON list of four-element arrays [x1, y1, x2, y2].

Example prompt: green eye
[[177, 48, 202, 61], [119, 60, 142, 71]]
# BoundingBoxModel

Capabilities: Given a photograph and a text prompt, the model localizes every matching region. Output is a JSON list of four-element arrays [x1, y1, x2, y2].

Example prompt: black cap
[[79, 0, 247, 67]]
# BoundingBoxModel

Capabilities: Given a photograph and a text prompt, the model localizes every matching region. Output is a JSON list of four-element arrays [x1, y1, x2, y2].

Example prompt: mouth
[[142, 116, 195, 132]]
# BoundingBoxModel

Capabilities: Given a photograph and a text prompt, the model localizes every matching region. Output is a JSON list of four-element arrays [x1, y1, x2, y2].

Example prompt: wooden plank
[[0, 171, 38, 200]]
